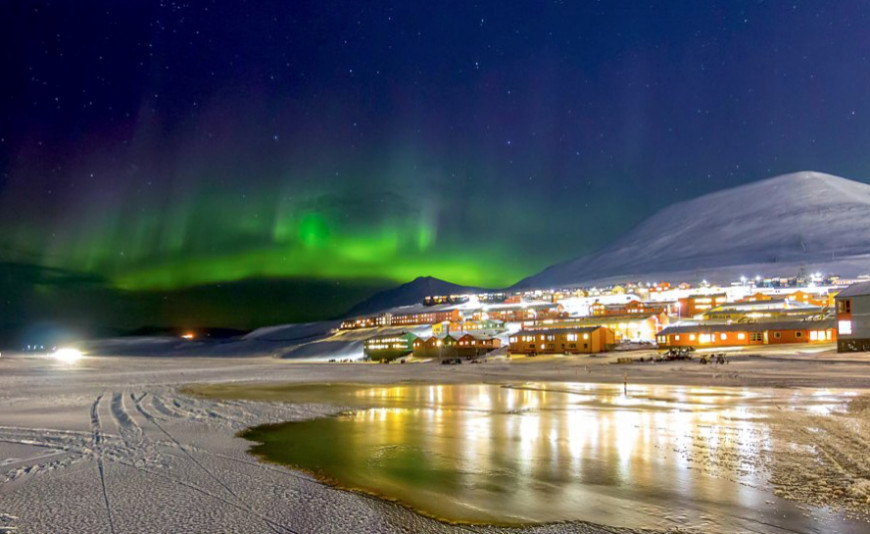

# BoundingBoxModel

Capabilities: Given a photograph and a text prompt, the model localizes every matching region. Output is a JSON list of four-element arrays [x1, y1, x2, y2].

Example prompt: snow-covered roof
[[837, 281, 870, 298]]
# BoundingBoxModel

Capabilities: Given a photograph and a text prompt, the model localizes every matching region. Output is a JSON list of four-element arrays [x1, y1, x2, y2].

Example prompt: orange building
[[391, 309, 462, 326], [412, 335, 458, 359], [473, 303, 565, 323], [678, 294, 728, 316], [591, 300, 669, 317], [455, 334, 501, 357], [522, 312, 667, 343], [509, 327, 616, 354], [739, 292, 774, 303], [656, 320, 835, 348]]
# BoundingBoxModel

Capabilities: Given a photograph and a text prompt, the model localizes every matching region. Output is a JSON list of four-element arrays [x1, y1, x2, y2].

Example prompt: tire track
[[133, 394, 295, 534], [90, 393, 116, 534], [111, 392, 144, 447]]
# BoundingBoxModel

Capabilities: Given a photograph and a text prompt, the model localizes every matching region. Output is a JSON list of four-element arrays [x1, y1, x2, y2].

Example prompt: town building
[[835, 282, 870, 352], [455, 334, 501, 358], [522, 311, 667, 343], [363, 332, 418, 361], [431, 319, 505, 336], [678, 293, 728, 317], [471, 302, 565, 323], [509, 327, 615, 354], [412, 335, 458, 359], [656, 320, 836, 348], [701, 298, 826, 322]]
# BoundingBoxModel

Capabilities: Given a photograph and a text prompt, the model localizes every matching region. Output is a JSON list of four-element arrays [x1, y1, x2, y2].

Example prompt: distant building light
[[838, 320, 853, 336]]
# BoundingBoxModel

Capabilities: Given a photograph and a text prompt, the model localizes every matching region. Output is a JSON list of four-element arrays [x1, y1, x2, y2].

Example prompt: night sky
[[2, 1, 870, 337]]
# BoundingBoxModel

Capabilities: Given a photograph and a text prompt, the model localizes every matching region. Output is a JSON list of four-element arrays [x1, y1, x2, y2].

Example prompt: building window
[[737, 333, 746, 340], [689, 334, 696, 341], [699, 334, 711, 344], [675, 335, 681, 341], [809, 331, 818, 341], [720, 333, 727, 341], [566, 334, 577, 342], [583, 333, 589, 340], [838, 300, 851, 314], [795, 331, 802, 338], [773, 332, 781, 339], [750, 332, 763, 342], [839, 320, 853, 335]]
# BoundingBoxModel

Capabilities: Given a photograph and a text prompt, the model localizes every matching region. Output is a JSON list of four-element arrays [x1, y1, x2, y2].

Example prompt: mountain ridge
[[344, 275, 487, 316], [516, 171, 870, 288]]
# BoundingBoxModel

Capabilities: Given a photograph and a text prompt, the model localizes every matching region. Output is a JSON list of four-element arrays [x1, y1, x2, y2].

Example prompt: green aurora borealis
[[3, 167, 548, 291]]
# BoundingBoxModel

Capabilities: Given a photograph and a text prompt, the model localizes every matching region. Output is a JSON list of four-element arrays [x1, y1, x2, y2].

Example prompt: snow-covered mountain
[[516, 171, 870, 288], [344, 276, 485, 316]]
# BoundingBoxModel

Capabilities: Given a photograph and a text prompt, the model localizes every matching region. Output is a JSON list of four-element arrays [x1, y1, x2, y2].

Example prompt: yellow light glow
[[54, 347, 83, 363]]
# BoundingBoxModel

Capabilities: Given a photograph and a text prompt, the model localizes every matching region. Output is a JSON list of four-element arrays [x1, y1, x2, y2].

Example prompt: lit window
[[689, 334, 696, 341], [737, 333, 746, 340], [675, 335, 681, 341], [720, 333, 727, 340], [699, 334, 711, 344], [809, 331, 818, 341], [583, 333, 589, 340], [839, 320, 853, 335], [567, 334, 577, 341]]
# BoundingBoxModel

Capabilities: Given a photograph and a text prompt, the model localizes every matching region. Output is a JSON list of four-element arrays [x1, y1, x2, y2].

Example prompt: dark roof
[[514, 326, 606, 336], [457, 333, 497, 340], [837, 281, 870, 298], [659, 320, 834, 336]]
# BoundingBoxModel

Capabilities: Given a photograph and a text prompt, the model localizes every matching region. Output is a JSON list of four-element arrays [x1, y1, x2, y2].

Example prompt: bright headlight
[[54, 347, 83, 363]]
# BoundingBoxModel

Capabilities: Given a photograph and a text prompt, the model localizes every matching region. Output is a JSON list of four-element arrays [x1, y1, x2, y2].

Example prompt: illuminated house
[[455, 334, 501, 357], [363, 332, 418, 360], [340, 313, 393, 330], [412, 335, 458, 359], [835, 282, 870, 352], [432, 319, 505, 336], [701, 298, 825, 322], [678, 294, 728, 316], [656, 320, 835, 348], [509, 327, 615, 355], [591, 299, 669, 317], [342, 309, 462, 330], [472, 303, 565, 322], [423, 294, 469, 306], [391, 309, 462, 326], [522, 312, 667, 342]]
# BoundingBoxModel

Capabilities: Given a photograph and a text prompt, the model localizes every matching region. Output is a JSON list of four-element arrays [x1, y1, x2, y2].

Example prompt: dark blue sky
[[2, 1, 870, 289]]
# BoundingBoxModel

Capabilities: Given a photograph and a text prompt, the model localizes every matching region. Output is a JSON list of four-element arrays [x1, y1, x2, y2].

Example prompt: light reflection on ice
[[244, 382, 858, 531]]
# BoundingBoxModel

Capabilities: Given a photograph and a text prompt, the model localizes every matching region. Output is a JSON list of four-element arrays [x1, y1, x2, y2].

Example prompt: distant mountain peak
[[344, 276, 485, 317]]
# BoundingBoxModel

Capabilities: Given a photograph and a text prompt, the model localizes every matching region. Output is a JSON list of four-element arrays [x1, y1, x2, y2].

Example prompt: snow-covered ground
[[1, 348, 869, 533]]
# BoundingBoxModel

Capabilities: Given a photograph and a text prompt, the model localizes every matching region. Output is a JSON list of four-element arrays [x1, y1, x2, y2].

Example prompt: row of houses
[[656, 320, 836, 348], [342, 303, 564, 331], [363, 332, 502, 361]]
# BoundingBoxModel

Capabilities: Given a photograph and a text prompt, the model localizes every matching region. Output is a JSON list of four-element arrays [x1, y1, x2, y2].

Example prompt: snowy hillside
[[517, 171, 870, 288]]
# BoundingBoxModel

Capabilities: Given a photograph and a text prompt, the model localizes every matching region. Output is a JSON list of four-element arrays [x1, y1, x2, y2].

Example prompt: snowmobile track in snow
[[132, 392, 298, 534], [90, 393, 116, 534]]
